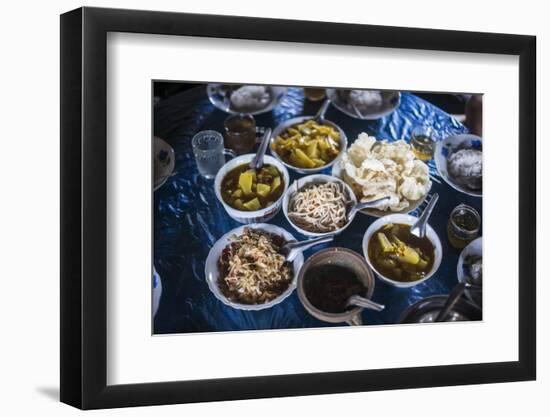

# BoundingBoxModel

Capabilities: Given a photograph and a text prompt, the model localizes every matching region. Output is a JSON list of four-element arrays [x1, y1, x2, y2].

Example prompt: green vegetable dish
[[368, 223, 434, 282], [221, 163, 285, 211]]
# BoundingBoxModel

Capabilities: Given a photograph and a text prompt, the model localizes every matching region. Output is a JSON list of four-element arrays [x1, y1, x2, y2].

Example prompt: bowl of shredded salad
[[205, 224, 303, 310]]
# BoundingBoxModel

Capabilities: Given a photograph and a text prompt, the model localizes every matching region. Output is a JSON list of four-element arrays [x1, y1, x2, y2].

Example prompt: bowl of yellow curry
[[270, 116, 348, 174], [214, 153, 290, 224], [362, 214, 442, 288]]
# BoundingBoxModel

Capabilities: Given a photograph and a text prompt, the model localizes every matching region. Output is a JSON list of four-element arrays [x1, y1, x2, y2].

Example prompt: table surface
[[153, 86, 481, 334]]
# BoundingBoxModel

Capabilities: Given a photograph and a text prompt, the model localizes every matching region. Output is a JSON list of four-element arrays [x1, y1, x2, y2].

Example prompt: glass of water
[[192, 130, 236, 179]]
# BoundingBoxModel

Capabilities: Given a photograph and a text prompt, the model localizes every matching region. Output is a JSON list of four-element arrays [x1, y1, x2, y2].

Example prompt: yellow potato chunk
[[243, 197, 261, 211], [396, 246, 420, 265], [306, 141, 320, 159], [238, 171, 254, 195], [271, 176, 281, 192], [377, 233, 394, 253], [293, 148, 316, 168], [233, 199, 245, 210], [256, 183, 271, 197]]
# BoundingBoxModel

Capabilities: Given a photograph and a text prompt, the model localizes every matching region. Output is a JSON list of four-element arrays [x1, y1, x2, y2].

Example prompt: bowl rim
[[206, 84, 288, 116], [362, 213, 442, 288], [398, 295, 482, 324], [434, 133, 483, 198], [214, 153, 290, 217], [204, 223, 303, 311], [326, 89, 401, 120], [153, 136, 175, 191], [269, 115, 348, 174], [297, 247, 375, 320], [282, 174, 358, 237], [456, 236, 483, 307]]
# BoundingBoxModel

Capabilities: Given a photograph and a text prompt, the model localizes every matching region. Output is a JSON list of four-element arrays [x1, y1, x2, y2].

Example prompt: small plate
[[326, 89, 400, 120], [434, 134, 482, 197], [153, 266, 162, 318], [204, 224, 303, 311], [153, 136, 175, 191], [207, 84, 287, 115]]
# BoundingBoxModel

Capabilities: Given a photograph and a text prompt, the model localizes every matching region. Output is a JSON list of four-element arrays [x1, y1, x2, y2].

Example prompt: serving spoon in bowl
[[346, 294, 385, 312], [314, 99, 331, 125], [249, 127, 272, 171], [347, 196, 392, 219], [434, 282, 482, 322], [410, 193, 439, 238], [281, 234, 334, 262]]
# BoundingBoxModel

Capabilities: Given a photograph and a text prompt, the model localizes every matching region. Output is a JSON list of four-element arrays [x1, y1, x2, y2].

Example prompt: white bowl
[[362, 214, 442, 288], [204, 223, 304, 311], [457, 237, 482, 307], [326, 89, 401, 120], [269, 115, 348, 174], [152, 266, 162, 318], [282, 174, 357, 237], [214, 154, 290, 224], [207, 84, 288, 116], [434, 134, 482, 197]]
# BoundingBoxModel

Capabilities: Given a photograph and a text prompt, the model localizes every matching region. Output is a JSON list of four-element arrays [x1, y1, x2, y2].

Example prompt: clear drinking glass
[[410, 124, 437, 161], [223, 113, 258, 155], [192, 130, 236, 179]]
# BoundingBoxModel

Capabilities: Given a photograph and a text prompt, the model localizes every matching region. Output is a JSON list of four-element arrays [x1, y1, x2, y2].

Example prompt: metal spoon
[[346, 294, 385, 312], [349, 101, 365, 119], [348, 196, 391, 219], [434, 282, 482, 322], [410, 193, 439, 238], [314, 99, 331, 125], [249, 127, 272, 171], [281, 234, 334, 262]]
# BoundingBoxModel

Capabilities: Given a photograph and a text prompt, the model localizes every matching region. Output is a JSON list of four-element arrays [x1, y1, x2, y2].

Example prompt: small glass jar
[[410, 124, 437, 161], [447, 204, 481, 249]]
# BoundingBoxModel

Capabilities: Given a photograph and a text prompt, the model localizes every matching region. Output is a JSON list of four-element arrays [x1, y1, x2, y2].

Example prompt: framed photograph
[[60, 6, 536, 409]]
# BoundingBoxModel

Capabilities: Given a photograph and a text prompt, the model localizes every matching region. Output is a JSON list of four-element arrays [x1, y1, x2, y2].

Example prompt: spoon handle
[[250, 127, 272, 170], [411, 193, 439, 236], [285, 235, 334, 252], [349, 102, 365, 119], [421, 193, 439, 222], [284, 235, 334, 262], [347, 295, 385, 312], [435, 282, 466, 322], [314, 99, 331, 124], [464, 282, 482, 292], [349, 196, 391, 218]]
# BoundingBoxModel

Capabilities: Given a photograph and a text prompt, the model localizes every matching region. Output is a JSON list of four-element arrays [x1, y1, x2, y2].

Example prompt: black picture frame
[[60, 6, 536, 410]]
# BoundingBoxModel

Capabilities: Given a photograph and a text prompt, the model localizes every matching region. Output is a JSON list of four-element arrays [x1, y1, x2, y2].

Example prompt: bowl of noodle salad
[[283, 175, 358, 237], [205, 224, 304, 310]]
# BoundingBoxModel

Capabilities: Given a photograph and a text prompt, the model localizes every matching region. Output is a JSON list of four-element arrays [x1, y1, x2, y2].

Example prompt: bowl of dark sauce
[[297, 247, 378, 325]]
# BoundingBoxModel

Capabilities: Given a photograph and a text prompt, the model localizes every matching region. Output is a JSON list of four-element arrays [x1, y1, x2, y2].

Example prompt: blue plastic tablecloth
[[153, 86, 481, 334]]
